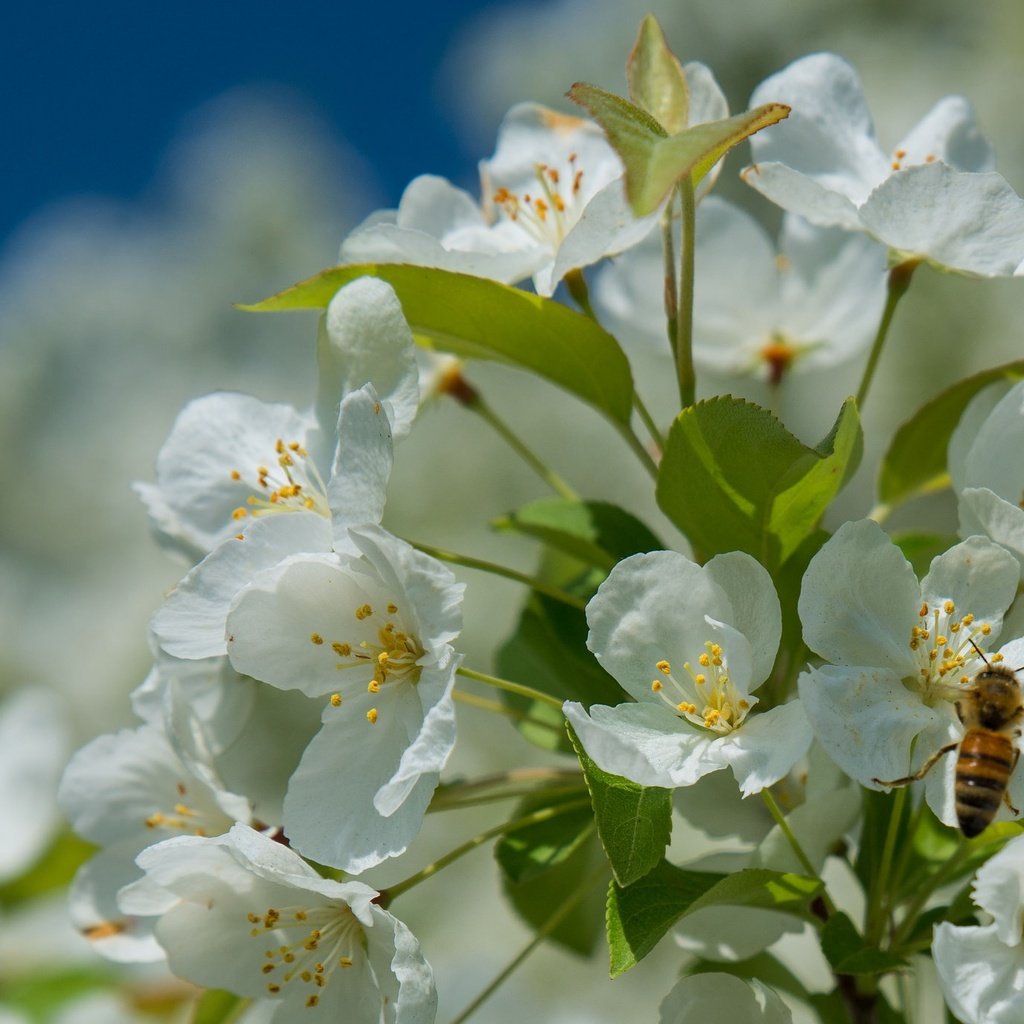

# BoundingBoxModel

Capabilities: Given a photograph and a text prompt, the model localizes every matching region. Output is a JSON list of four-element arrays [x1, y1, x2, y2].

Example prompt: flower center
[[309, 600, 424, 726], [229, 438, 330, 530], [143, 781, 227, 837], [650, 640, 751, 735], [248, 902, 366, 1008], [908, 598, 994, 701], [491, 156, 585, 250]]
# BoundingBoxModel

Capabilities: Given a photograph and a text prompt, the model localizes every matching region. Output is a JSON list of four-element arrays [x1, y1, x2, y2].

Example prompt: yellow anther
[[310, 633, 324, 645], [267, 984, 280, 994], [339, 957, 353, 968], [368, 680, 381, 694], [698, 653, 711, 667], [356, 604, 373, 621], [910, 639, 919, 650], [373, 401, 381, 415], [330, 693, 342, 707], [963, 613, 975, 625], [332, 642, 351, 657], [275, 439, 285, 454], [656, 660, 671, 674], [650, 680, 663, 692], [895, 148, 907, 159], [288, 441, 301, 452], [387, 603, 398, 614], [677, 701, 696, 714], [982, 624, 992, 635], [378, 652, 389, 665], [694, 674, 706, 685], [367, 708, 378, 724], [306, 996, 319, 1008], [937, 635, 948, 646], [944, 600, 955, 614], [919, 603, 929, 617], [950, 621, 961, 633], [247, 912, 260, 923], [262, 963, 275, 974], [230, 469, 241, 481], [231, 507, 248, 520], [235, 533, 244, 541], [738, 699, 750, 710], [704, 710, 721, 727], [993, 652, 1005, 663], [295, 910, 307, 921], [709, 644, 723, 657]]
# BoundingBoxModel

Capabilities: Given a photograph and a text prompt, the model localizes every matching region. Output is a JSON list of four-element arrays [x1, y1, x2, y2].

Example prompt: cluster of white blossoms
[[52, 22, 1024, 1024]]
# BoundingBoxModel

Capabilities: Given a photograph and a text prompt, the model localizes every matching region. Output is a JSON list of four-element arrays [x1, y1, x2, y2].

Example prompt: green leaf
[[192, 989, 248, 1024], [821, 912, 907, 975], [626, 15, 688, 134], [892, 531, 958, 578], [567, 722, 671, 886], [502, 826, 609, 956], [0, 829, 94, 909], [495, 790, 595, 884], [656, 397, 860, 568], [606, 861, 820, 976], [496, 592, 624, 752], [240, 263, 634, 427], [493, 498, 663, 572], [878, 358, 1024, 507], [568, 82, 789, 216]]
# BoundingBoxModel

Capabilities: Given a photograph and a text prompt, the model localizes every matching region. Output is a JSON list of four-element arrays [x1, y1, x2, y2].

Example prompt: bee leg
[[1006, 749, 1021, 817], [873, 742, 958, 788]]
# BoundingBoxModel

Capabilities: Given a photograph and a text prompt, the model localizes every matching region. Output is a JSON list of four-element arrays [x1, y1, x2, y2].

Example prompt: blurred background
[[2, 1, 1023, 1021]]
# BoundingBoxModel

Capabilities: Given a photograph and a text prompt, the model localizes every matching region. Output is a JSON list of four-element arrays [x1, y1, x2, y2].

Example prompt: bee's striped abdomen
[[955, 729, 1015, 838]]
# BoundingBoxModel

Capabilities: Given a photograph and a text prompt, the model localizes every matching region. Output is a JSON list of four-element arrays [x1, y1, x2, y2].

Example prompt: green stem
[[618, 423, 660, 480], [385, 799, 592, 903], [428, 768, 585, 812], [457, 666, 566, 712], [865, 785, 908, 944], [407, 540, 587, 611], [469, 394, 579, 500], [675, 176, 697, 409], [761, 789, 836, 917], [451, 690, 564, 734], [633, 389, 666, 452], [854, 259, 919, 409], [661, 199, 679, 365], [447, 861, 607, 1024]]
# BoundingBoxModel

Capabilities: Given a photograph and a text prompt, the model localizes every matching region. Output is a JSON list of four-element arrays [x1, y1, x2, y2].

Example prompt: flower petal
[[895, 95, 995, 172], [959, 488, 1024, 572], [948, 380, 1015, 493], [798, 519, 920, 671], [972, 834, 1024, 945], [933, 922, 1024, 1024], [659, 973, 792, 1023]]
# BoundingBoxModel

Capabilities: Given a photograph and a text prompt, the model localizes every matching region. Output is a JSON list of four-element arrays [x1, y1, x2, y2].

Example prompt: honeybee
[[873, 644, 1024, 838]]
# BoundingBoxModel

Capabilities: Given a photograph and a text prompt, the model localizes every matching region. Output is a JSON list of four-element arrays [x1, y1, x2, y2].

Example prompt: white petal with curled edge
[[919, 535, 1019, 636], [563, 700, 715, 788], [152, 512, 333, 660], [959, 488, 1024, 570], [659, 973, 792, 1023], [971, 834, 1024, 946], [797, 664, 953, 789], [328, 384, 393, 541], [741, 162, 865, 230], [135, 393, 315, 562], [318, 278, 419, 441], [708, 701, 813, 796], [895, 95, 995, 171], [703, 551, 781, 688], [798, 519, 920, 671], [960, 381, 1024, 498], [748, 53, 888, 204], [860, 165, 1024, 276], [934, 922, 1024, 1024]]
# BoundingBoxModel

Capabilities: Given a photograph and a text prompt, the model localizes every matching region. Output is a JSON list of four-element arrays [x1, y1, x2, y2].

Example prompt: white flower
[[343, 89, 739, 296], [659, 973, 792, 1023], [950, 380, 1024, 572], [118, 824, 436, 1024], [933, 833, 1024, 1023], [225, 524, 464, 873], [564, 550, 812, 796], [150, 383, 393, 661], [743, 53, 1024, 276], [594, 196, 887, 382], [0, 688, 67, 883], [135, 277, 417, 561], [797, 520, 1022, 827]]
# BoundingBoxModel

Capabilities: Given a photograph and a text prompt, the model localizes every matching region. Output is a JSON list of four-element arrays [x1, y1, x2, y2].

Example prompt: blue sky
[[4, 0, 502, 244]]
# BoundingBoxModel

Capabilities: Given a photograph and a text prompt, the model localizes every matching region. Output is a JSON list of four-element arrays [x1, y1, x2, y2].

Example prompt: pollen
[[698, 653, 711, 667], [677, 701, 696, 714], [310, 633, 324, 646], [656, 660, 671, 674], [944, 600, 955, 614], [368, 680, 381, 694], [651, 680, 663, 692], [355, 604, 373, 621], [367, 708, 378, 724], [330, 693, 342, 707]]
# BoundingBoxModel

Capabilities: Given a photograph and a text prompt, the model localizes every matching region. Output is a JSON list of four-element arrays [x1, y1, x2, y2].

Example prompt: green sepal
[[878, 358, 1024, 507], [240, 263, 635, 428], [191, 989, 248, 1024], [821, 911, 907, 976], [492, 498, 663, 573], [656, 396, 861, 569], [606, 860, 821, 977], [567, 722, 672, 887], [626, 15, 689, 134], [568, 82, 789, 216], [494, 790, 595, 885]]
